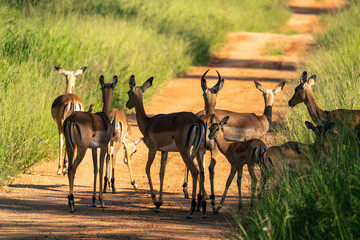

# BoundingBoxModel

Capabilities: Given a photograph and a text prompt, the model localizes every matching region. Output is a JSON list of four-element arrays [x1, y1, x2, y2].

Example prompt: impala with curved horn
[[126, 75, 206, 218], [183, 69, 224, 209], [51, 66, 86, 175], [63, 75, 117, 212]]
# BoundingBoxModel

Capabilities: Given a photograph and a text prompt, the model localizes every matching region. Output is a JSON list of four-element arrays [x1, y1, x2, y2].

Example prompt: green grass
[[235, 2, 360, 239], [261, 42, 285, 56], [0, 0, 290, 184]]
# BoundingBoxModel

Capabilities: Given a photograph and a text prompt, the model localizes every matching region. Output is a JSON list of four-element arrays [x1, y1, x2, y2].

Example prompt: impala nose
[[288, 100, 295, 107]]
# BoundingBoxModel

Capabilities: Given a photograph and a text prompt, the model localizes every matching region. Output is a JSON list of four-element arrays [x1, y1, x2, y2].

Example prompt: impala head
[[201, 69, 224, 112], [55, 66, 87, 93], [99, 75, 118, 99], [305, 121, 337, 146], [126, 75, 153, 109], [254, 81, 285, 107], [288, 71, 316, 107], [123, 138, 143, 163], [208, 114, 229, 140]]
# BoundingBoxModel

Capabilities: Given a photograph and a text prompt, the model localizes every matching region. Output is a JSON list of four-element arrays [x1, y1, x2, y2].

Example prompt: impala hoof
[[202, 213, 207, 218], [57, 169, 62, 175], [155, 208, 160, 213], [187, 214, 193, 219], [133, 183, 138, 189]]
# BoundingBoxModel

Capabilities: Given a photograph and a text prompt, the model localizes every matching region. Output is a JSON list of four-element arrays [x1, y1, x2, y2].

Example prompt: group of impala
[[51, 66, 359, 219]]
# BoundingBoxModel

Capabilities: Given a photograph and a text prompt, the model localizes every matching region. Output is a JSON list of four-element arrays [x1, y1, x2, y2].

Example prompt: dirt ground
[[0, 1, 347, 239]]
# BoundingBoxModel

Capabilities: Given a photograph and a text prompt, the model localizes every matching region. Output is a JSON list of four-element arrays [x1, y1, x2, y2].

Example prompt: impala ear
[[220, 116, 229, 127], [300, 71, 307, 84], [210, 70, 224, 94], [217, 78, 225, 92], [307, 75, 316, 87], [129, 75, 136, 90], [273, 82, 285, 95], [112, 75, 118, 88], [254, 81, 265, 94], [55, 66, 68, 76], [74, 67, 87, 77], [140, 77, 153, 93], [305, 121, 316, 131], [99, 75, 105, 88]]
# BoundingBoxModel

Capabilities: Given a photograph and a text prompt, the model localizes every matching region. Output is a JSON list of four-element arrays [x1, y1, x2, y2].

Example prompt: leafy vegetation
[[0, 0, 290, 184], [236, 1, 360, 239]]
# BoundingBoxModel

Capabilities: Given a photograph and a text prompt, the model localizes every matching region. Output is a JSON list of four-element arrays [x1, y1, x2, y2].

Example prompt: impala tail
[[189, 123, 206, 160], [249, 144, 267, 166]]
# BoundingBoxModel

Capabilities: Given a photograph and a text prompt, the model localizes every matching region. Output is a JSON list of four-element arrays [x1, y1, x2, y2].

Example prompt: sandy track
[[0, 1, 346, 239]]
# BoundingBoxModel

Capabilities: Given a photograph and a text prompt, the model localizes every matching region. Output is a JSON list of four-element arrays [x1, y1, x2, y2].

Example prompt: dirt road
[[0, 1, 346, 239]]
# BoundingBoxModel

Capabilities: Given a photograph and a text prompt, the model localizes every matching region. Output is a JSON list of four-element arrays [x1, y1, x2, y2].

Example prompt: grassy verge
[[235, 2, 360, 239], [0, 0, 290, 185]]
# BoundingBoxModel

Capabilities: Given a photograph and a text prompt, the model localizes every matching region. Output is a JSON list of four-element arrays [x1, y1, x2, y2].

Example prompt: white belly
[[158, 141, 178, 152]]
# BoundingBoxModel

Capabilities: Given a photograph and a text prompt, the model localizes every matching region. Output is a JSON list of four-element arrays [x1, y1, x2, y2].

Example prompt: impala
[[51, 66, 86, 175], [208, 114, 267, 213], [197, 81, 286, 142], [259, 120, 336, 198], [126, 75, 206, 218], [288, 71, 360, 129], [183, 69, 224, 209], [103, 108, 142, 192], [63, 75, 117, 212]]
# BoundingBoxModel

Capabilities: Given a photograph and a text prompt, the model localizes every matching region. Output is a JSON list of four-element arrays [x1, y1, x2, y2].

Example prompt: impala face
[[208, 114, 229, 140], [201, 69, 224, 112], [254, 81, 285, 107], [288, 71, 316, 107], [126, 75, 153, 109], [55, 66, 87, 93]]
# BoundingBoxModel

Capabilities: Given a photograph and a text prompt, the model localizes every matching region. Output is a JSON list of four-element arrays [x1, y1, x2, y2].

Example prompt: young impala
[[126, 75, 206, 218], [259, 120, 336, 198], [208, 115, 267, 214], [51, 66, 86, 175], [63, 75, 117, 212]]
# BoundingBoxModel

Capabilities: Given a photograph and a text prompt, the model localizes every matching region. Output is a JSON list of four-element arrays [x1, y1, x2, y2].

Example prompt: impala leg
[[57, 133, 64, 175], [99, 147, 106, 208], [209, 147, 218, 208], [156, 151, 168, 212], [213, 167, 236, 214], [248, 164, 257, 208], [183, 166, 189, 198], [196, 149, 207, 218], [146, 148, 158, 205], [91, 149, 98, 207], [124, 144, 138, 189], [195, 147, 205, 212], [236, 167, 244, 210], [258, 166, 269, 199], [111, 142, 121, 193], [63, 148, 68, 175], [103, 153, 110, 193], [180, 151, 198, 219], [67, 146, 86, 213]]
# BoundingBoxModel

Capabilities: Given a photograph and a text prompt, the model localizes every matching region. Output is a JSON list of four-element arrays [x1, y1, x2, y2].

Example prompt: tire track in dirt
[[0, 1, 347, 239]]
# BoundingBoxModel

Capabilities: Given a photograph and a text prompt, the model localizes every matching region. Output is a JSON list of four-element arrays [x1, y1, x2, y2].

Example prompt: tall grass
[[0, 0, 290, 184], [236, 2, 360, 239]]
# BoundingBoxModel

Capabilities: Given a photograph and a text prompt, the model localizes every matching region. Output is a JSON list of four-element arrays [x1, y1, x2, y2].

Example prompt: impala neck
[[204, 94, 216, 115], [263, 106, 272, 125], [65, 83, 72, 94], [304, 88, 325, 124], [214, 130, 230, 156], [134, 93, 149, 134], [102, 89, 113, 116]]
